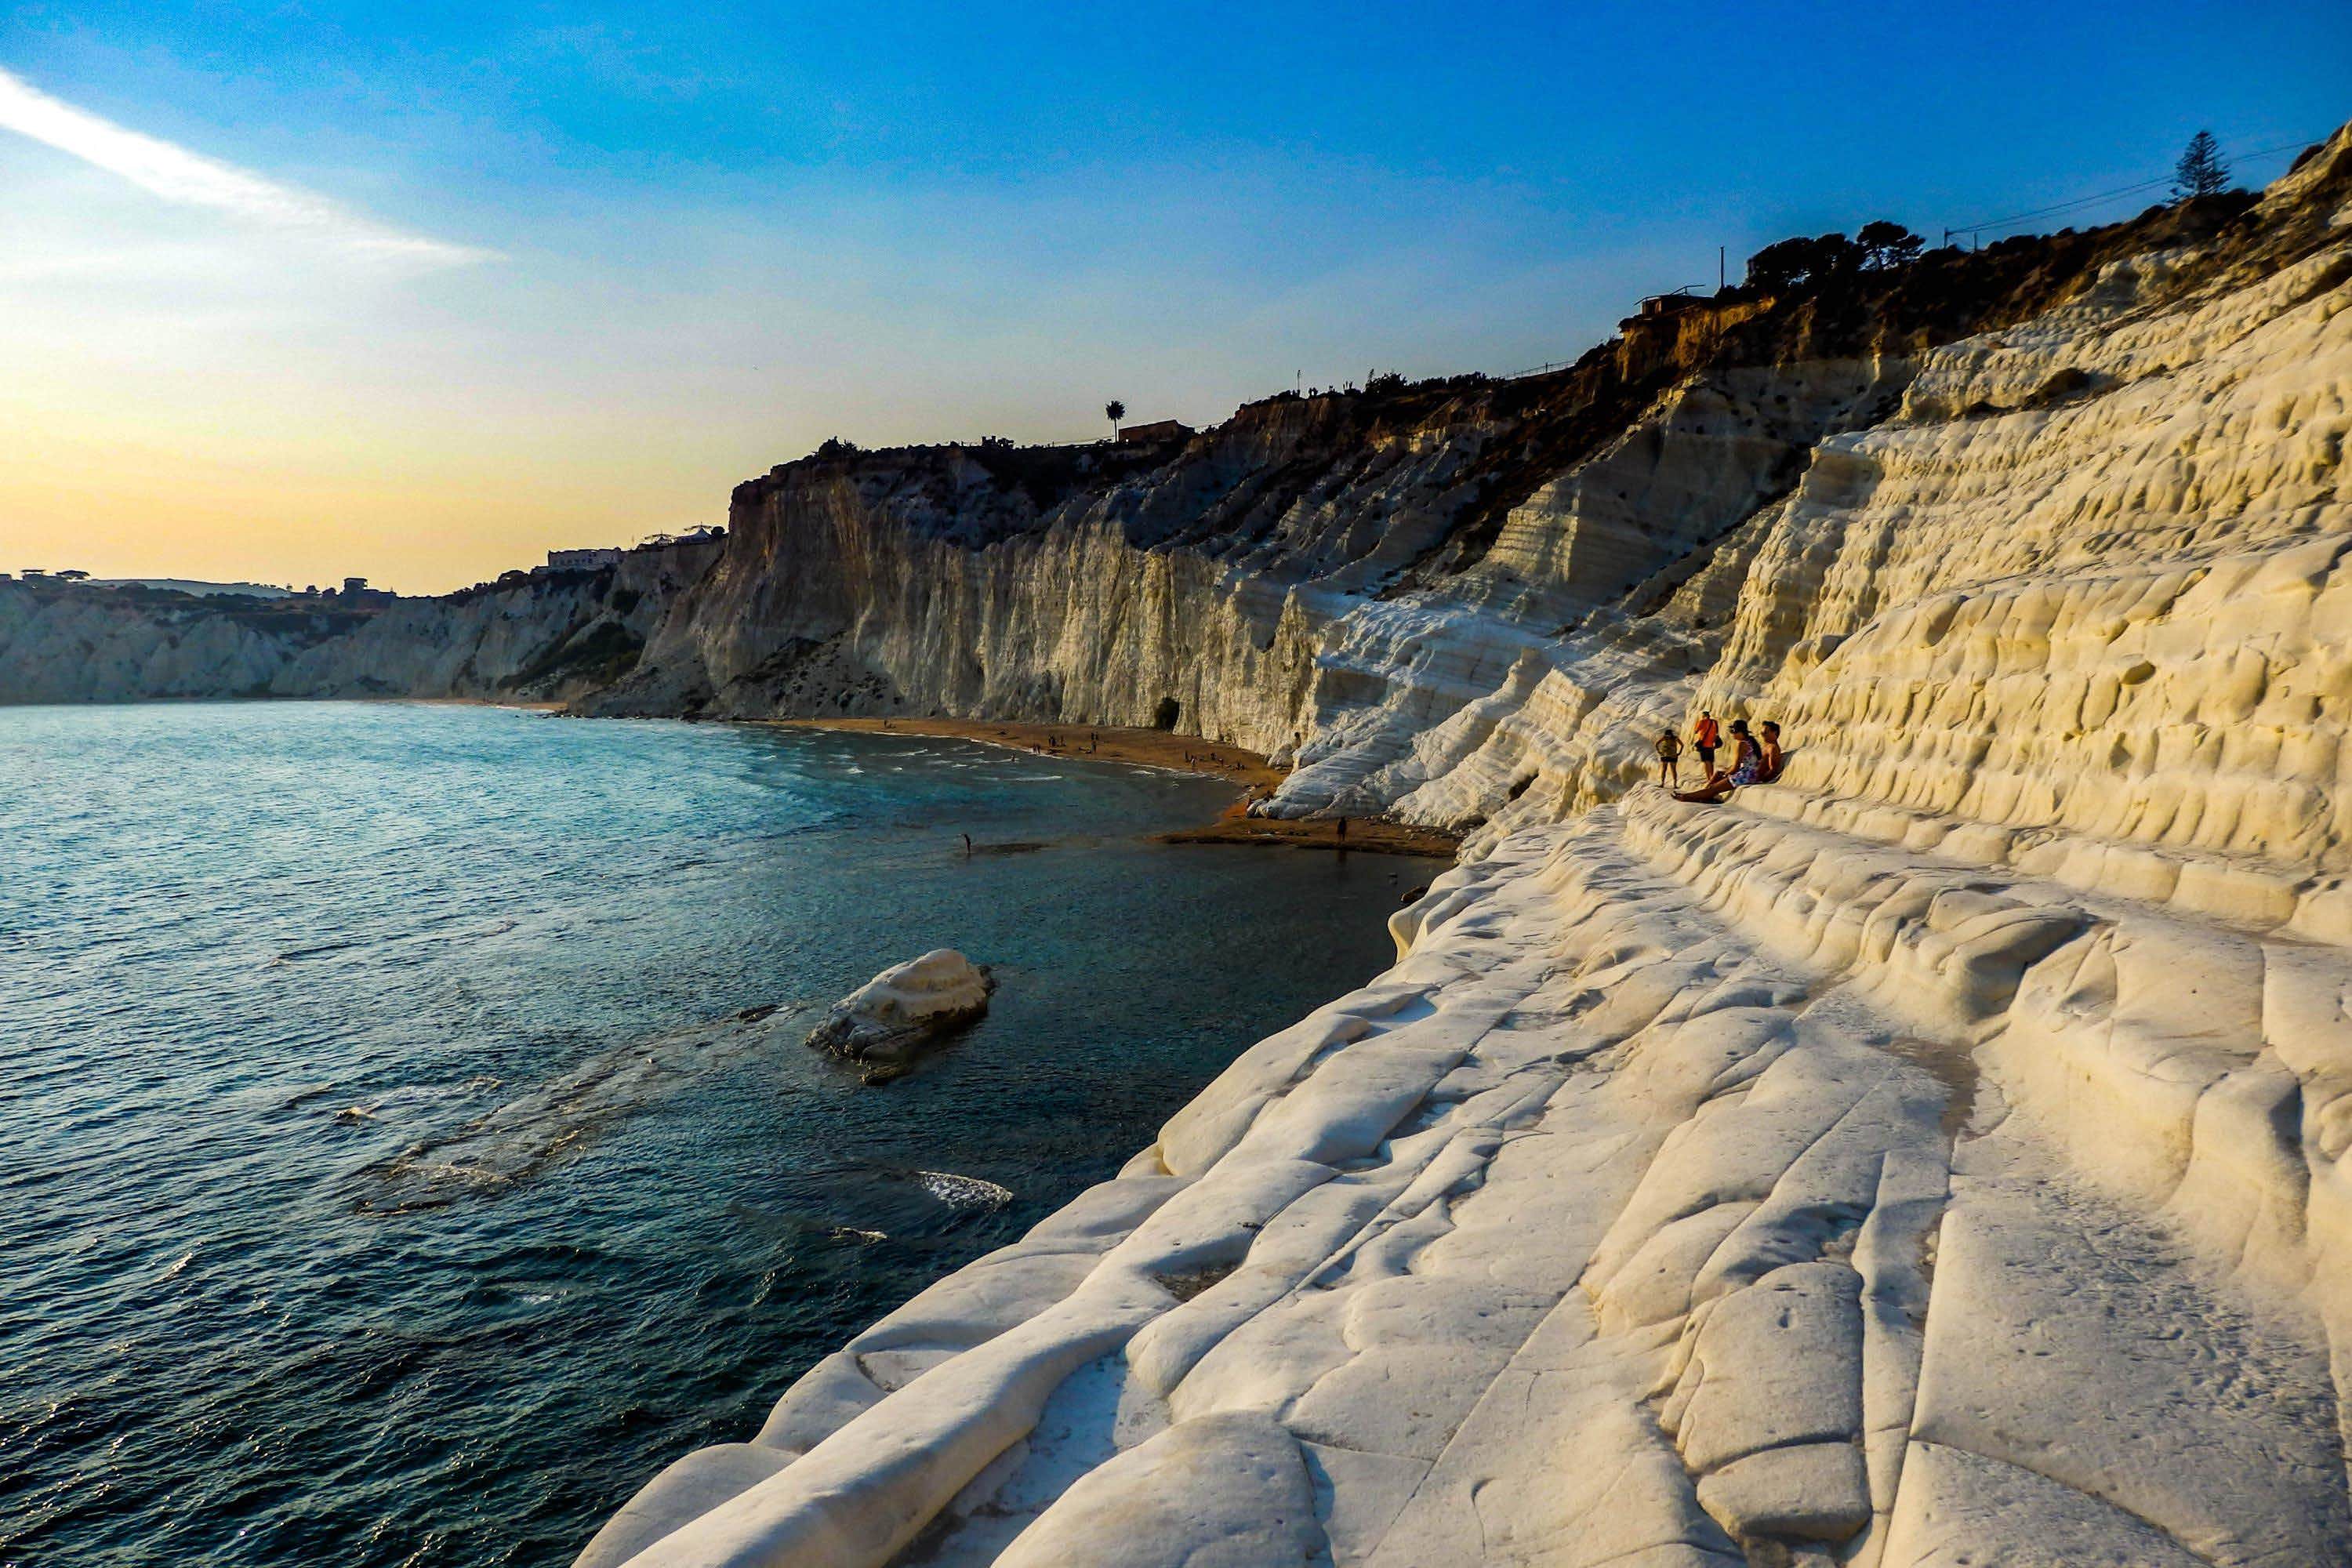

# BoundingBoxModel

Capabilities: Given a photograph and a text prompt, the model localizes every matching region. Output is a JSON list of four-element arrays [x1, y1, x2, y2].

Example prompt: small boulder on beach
[[805, 949, 996, 1065]]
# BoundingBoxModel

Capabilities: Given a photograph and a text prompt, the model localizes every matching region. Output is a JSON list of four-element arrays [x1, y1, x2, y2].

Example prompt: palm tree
[[1105, 400, 1126, 440]]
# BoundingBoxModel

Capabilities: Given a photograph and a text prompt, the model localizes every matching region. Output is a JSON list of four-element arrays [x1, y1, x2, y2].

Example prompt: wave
[[273, 915, 517, 967], [274, 939, 364, 963], [725, 1199, 889, 1247], [354, 1002, 804, 1214], [909, 1171, 1013, 1210]]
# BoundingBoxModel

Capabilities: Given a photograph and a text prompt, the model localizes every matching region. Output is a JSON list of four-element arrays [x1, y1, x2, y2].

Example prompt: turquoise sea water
[[0, 702, 1432, 1567]]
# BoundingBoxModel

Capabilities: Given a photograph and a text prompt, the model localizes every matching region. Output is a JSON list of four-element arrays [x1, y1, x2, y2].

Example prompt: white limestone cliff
[[575, 125, 2352, 1567], [0, 537, 720, 706], [11, 114, 2347, 1568]]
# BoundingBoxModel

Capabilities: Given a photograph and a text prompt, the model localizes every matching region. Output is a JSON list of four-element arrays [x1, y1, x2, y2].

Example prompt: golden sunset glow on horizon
[[7, 13, 2343, 593]]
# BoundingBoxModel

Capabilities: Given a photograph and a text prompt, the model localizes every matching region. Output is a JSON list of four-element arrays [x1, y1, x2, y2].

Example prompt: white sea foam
[[910, 1171, 1012, 1210]]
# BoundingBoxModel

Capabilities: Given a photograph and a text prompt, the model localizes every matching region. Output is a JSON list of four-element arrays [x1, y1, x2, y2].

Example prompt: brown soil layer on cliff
[[775, 717, 1460, 858]]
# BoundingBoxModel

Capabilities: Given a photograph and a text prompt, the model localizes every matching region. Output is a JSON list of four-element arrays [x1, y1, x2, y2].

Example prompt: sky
[[2, 2, 2347, 593]]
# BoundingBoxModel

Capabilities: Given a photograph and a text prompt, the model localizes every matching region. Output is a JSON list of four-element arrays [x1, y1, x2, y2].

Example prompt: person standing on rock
[[1654, 728, 1684, 787], [1693, 711, 1721, 776], [1673, 720, 1761, 804]]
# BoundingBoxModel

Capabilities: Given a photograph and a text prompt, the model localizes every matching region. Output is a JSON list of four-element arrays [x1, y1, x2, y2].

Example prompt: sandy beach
[[771, 717, 1462, 857]]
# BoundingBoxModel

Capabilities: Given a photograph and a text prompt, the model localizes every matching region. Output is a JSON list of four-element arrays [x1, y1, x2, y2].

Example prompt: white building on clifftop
[[543, 547, 623, 572]]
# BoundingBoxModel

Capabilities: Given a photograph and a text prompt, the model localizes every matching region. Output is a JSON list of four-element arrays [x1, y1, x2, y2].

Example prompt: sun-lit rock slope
[[580, 125, 2352, 1567]]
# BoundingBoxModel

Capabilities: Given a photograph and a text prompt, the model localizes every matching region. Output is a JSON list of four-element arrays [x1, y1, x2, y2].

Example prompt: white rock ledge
[[587, 803, 2352, 1567], [580, 131, 2352, 1568]]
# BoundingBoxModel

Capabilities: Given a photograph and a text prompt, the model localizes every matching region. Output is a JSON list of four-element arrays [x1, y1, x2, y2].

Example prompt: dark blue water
[[0, 702, 1433, 1568]]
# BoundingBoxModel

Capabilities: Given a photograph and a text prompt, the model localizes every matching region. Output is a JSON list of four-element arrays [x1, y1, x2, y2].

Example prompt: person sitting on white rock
[[1674, 720, 1761, 804]]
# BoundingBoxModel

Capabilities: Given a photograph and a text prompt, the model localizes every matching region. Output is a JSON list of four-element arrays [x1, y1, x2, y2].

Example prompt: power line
[[1942, 133, 2326, 243], [1946, 173, 2176, 237], [1951, 135, 2321, 233], [1504, 129, 2334, 382]]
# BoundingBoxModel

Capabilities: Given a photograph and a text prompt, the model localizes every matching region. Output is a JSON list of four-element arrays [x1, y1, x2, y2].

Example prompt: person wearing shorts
[[1675, 720, 1761, 804], [1693, 711, 1721, 774]]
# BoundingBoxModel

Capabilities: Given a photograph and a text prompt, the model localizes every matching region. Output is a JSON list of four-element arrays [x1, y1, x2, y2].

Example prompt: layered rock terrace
[[572, 129, 2352, 1568], [13, 120, 2352, 1568]]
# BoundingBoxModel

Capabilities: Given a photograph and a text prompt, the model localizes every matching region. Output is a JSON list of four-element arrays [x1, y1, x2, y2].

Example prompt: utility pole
[[1718, 245, 1726, 292]]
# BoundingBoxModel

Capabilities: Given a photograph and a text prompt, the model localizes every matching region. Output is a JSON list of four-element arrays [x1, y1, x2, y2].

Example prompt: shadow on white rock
[[993, 1410, 1328, 1568]]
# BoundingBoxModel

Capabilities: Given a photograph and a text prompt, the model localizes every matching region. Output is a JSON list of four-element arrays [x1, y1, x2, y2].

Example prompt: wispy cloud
[[0, 64, 492, 268]]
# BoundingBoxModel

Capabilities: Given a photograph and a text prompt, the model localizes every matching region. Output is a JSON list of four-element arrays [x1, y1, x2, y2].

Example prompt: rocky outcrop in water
[[804, 950, 996, 1066], [575, 126, 2352, 1567]]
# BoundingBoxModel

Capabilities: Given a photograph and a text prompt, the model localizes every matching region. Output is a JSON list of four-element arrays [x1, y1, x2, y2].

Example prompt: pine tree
[[1857, 220, 1925, 270], [2172, 130, 2230, 201]]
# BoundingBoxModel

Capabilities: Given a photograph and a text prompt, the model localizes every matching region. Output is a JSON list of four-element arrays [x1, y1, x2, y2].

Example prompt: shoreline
[[770, 717, 1463, 858], [401, 696, 567, 712]]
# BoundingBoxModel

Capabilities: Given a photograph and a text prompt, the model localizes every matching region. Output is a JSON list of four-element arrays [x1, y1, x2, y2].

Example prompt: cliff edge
[[572, 124, 2352, 1568], [0, 537, 721, 706]]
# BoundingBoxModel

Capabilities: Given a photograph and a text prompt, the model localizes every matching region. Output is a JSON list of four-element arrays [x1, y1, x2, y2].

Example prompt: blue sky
[[4, 2, 2347, 590]]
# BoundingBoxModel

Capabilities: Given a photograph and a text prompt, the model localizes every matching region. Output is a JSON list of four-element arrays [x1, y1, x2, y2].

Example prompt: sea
[[0, 701, 1434, 1567]]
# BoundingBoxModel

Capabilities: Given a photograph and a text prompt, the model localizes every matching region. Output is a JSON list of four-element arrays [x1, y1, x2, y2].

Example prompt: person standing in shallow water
[[1654, 729, 1684, 787], [1693, 711, 1720, 775]]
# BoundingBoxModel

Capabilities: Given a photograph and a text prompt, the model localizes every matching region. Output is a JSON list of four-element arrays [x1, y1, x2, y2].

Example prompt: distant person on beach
[[1674, 720, 1761, 804], [1654, 729, 1684, 786], [1693, 712, 1720, 775]]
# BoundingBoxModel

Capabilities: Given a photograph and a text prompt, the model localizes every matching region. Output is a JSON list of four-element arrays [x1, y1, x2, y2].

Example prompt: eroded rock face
[[16, 108, 2348, 1568], [804, 949, 995, 1064], [577, 128, 2352, 1568], [0, 539, 721, 706]]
